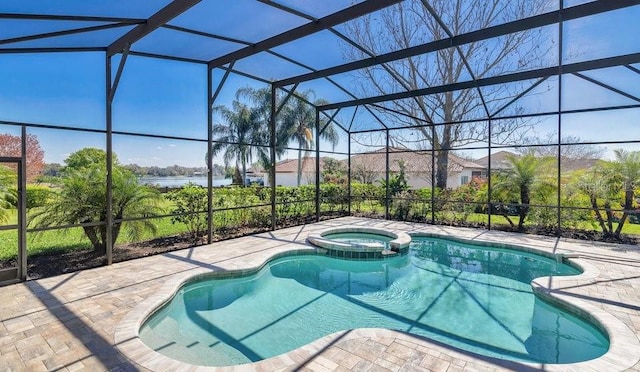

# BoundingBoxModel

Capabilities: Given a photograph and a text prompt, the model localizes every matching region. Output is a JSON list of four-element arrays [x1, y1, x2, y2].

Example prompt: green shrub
[[350, 182, 384, 213], [320, 183, 348, 212], [26, 185, 52, 209], [390, 190, 413, 220], [167, 183, 208, 241]]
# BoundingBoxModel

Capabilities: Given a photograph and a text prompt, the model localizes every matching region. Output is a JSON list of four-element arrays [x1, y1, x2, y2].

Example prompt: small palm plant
[[492, 153, 555, 231], [30, 149, 163, 255], [577, 149, 640, 239]]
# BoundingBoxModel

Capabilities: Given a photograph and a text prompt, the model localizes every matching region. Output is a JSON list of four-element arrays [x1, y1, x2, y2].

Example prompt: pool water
[[140, 238, 609, 366], [323, 232, 393, 249]]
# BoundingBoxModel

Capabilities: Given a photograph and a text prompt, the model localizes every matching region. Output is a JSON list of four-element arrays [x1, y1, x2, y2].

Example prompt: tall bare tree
[[345, 0, 554, 188], [519, 134, 605, 160]]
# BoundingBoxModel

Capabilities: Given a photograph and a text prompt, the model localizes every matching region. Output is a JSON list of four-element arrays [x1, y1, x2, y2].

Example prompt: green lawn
[[434, 211, 640, 235], [0, 214, 193, 260], [0, 197, 193, 260]]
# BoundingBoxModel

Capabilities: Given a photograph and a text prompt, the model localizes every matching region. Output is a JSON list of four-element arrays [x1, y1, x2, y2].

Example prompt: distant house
[[257, 148, 486, 189], [260, 157, 334, 187], [349, 148, 485, 189], [474, 151, 516, 172], [251, 150, 601, 188], [474, 150, 600, 174]]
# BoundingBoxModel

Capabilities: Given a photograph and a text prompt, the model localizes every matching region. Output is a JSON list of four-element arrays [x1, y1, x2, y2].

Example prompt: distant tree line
[[42, 162, 227, 178], [122, 164, 217, 177]]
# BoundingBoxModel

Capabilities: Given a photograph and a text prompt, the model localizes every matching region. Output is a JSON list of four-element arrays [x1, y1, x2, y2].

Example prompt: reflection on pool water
[[140, 238, 609, 367]]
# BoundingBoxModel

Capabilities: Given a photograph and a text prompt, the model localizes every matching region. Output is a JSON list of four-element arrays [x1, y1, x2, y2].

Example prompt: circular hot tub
[[307, 227, 411, 259]]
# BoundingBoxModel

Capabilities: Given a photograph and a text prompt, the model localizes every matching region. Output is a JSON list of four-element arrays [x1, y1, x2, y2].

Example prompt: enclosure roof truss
[[0, 0, 639, 132]]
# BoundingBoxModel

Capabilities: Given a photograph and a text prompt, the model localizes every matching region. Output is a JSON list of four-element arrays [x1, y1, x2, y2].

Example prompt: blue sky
[[0, 2, 639, 167]]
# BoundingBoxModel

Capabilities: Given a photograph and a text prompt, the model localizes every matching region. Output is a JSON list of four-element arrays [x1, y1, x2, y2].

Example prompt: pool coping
[[115, 227, 640, 372]]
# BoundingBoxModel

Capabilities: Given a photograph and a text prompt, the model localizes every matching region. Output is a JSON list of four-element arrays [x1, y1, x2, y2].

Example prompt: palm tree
[[281, 91, 339, 186], [235, 87, 291, 186], [211, 99, 261, 186], [576, 150, 640, 239], [212, 88, 339, 187], [576, 161, 620, 236], [30, 149, 163, 255], [611, 149, 640, 237], [492, 153, 555, 231]]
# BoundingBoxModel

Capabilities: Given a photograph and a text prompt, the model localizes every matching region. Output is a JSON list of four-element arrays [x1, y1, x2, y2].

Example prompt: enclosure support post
[[347, 132, 351, 216], [103, 49, 130, 265], [18, 126, 27, 281], [557, 4, 564, 238], [315, 109, 321, 222], [430, 125, 435, 224], [105, 54, 114, 265], [109, 45, 129, 103], [207, 67, 213, 244], [270, 85, 277, 230], [487, 119, 492, 230], [385, 129, 390, 220], [208, 63, 235, 241]]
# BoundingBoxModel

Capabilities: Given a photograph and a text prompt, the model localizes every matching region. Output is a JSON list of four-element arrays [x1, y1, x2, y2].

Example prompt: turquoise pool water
[[323, 232, 393, 248], [140, 238, 609, 366]]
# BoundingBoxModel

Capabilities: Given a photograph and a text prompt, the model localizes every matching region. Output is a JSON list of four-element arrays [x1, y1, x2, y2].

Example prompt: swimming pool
[[138, 237, 609, 367]]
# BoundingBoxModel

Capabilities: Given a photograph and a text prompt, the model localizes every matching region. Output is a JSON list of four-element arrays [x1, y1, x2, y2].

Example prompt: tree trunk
[[605, 201, 614, 235], [241, 158, 247, 187], [297, 148, 303, 187], [268, 148, 276, 187], [590, 195, 609, 234], [435, 95, 454, 190], [111, 223, 122, 249], [614, 189, 634, 238], [83, 226, 105, 255], [504, 214, 515, 228], [518, 185, 530, 231], [435, 151, 449, 190]]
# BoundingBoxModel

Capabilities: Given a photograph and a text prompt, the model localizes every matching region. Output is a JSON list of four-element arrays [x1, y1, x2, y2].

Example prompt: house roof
[[560, 157, 600, 172], [474, 151, 600, 173], [474, 151, 516, 170], [349, 147, 484, 173], [273, 157, 334, 173]]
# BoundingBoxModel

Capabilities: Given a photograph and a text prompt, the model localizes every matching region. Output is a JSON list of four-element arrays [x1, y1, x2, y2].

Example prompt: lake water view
[[138, 176, 232, 188]]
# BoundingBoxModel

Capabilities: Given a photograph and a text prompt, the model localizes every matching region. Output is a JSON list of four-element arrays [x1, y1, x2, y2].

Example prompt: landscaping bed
[[0, 213, 348, 280]]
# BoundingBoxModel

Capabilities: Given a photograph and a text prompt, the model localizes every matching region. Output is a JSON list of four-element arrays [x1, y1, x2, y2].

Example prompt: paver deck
[[1, 217, 639, 371]]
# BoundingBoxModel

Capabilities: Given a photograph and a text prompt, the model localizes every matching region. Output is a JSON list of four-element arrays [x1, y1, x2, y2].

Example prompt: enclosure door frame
[[0, 157, 26, 286]]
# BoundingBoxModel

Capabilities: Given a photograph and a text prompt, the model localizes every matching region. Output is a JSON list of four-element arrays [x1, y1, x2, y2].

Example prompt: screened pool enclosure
[[1, 0, 639, 283]]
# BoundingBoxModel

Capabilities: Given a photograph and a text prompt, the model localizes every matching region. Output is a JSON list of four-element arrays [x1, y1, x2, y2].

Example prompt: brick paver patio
[[1, 217, 639, 371]]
